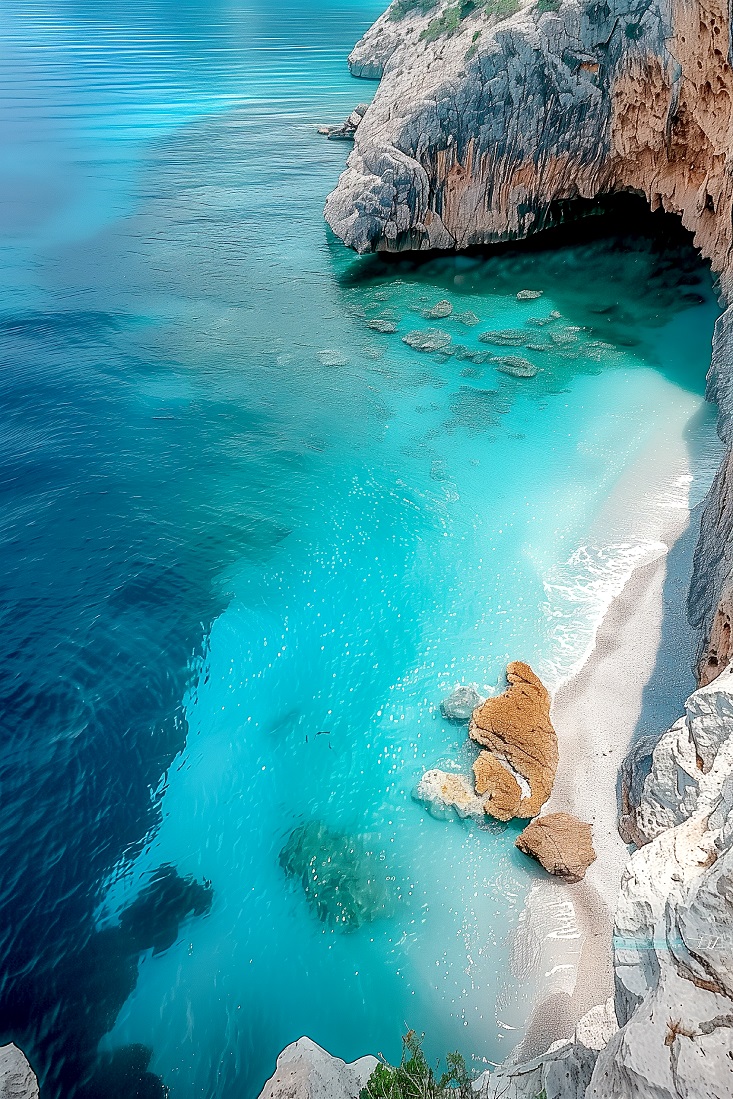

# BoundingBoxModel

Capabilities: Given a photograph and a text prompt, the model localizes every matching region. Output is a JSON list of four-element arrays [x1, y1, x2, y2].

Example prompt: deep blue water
[[0, 3, 724, 1097]]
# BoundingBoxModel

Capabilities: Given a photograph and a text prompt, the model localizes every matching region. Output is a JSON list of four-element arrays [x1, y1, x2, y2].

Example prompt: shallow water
[[0, 2, 724, 1097]]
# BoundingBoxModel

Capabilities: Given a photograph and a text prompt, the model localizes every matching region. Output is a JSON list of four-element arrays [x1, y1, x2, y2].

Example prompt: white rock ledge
[[257, 1038, 377, 1099], [0, 1045, 39, 1099]]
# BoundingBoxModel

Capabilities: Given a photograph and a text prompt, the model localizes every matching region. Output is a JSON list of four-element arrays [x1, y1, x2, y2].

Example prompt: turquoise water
[[0, 2, 724, 1097]]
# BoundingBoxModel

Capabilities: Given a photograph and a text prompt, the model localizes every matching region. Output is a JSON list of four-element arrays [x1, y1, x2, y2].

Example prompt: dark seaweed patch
[[279, 821, 394, 932]]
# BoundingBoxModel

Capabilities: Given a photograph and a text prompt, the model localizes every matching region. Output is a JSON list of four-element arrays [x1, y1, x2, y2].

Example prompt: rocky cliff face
[[325, 0, 732, 274], [315, 2, 733, 1096]]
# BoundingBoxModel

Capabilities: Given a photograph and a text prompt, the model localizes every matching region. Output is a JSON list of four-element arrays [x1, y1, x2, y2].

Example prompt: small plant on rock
[[360, 1031, 475, 1099], [390, 0, 439, 21]]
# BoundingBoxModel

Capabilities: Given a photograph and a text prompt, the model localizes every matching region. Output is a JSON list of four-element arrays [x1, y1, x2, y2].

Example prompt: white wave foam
[[539, 540, 667, 691]]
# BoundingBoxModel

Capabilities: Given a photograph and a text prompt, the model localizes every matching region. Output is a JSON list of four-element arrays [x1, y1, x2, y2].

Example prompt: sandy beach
[[508, 414, 716, 1059]]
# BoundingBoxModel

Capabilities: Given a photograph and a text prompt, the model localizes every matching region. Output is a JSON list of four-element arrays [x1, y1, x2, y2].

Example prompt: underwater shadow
[[330, 193, 719, 399]]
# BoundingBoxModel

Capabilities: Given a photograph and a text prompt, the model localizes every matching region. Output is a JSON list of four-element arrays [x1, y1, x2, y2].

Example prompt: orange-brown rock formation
[[516, 812, 597, 883], [469, 662, 558, 819], [472, 751, 522, 822]]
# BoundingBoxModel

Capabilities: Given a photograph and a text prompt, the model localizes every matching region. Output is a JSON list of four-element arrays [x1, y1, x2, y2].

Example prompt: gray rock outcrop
[[318, 104, 369, 141], [0, 1045, 39, 1099], [325, 0, 732, 278], [257, 1038, 377, 1099], [439, 683, 484, 722], [477, 999, 618, 1099]]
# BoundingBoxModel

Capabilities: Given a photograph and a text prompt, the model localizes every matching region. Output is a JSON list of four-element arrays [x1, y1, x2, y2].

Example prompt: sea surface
[[0, 2, 725, 1097]]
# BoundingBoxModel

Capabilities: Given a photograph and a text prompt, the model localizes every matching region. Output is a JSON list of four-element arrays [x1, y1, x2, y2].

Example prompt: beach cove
[[0, 3, 726, 1097]]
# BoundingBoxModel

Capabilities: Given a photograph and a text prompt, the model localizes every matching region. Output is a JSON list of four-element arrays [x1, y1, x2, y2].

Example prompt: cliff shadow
[[617, 399, 724, 825], [331, 193, 721, 399]]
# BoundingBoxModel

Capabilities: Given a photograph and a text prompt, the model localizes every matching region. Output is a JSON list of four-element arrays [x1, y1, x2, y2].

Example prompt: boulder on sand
[[516, 812, 597, 883]]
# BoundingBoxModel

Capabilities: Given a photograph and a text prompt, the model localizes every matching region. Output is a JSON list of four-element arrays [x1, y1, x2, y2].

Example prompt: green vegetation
[[389, 0, 438, 21], [489, 0, 520, 18], [421, 2, 474, 42], [419, 0, 520, 43], [464, 28, 482, 60], [536, 0, 560, 11], [360, 1032, 475, 1099]]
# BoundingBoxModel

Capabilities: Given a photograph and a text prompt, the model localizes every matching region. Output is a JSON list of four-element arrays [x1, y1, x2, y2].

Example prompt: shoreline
[[509, 500, 702, 1059]]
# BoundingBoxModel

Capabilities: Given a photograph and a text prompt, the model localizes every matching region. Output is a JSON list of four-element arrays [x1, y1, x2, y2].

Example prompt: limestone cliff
[[0, 1044, 39, 1099], [325, 0, 731, 276]]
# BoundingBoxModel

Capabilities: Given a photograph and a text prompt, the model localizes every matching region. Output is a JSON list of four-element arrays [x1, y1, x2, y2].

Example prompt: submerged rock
[[415, 768, 486, 822], [478, 328, 526, 347], [456, 348, 491, 364], [440, 683, 484, 722], [423, 299, 453, 318], [402, 328, 451, 352], [366, 317, 397, 333], [455, 310, 480, 326], [494, 356, 538, 378], [469, 661, 558, 819], [279, 820, 393, 931], [0, 1045, 38, 1099], [516, 812, 597, 882], [317, 349, 349, 367], [257, 1038, 377, 1099], [550, 328, 581, 346], [526, 312, 562, 328], [516, 289, 543, 301]]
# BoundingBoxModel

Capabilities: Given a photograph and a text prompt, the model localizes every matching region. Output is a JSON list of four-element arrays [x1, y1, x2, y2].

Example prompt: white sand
[[507, 400, 721, 1059]]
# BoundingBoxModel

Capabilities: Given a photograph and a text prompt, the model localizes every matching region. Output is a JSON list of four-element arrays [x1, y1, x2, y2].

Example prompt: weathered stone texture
[[326, 0, 732, 273], [257, 1038, 376, 1099], [0, 1045, 38, 1099], [469, 661, 558, 818], [516, 812, 597, 883]]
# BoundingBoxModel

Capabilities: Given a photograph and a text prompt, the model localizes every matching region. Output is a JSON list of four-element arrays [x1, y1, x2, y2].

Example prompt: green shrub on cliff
[[421, 3, 471, 41], [389, 0, 438, 20], [420, 0, 519, 41], [486, 0, 520, 18], [360, 1032, 474, 1099]]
